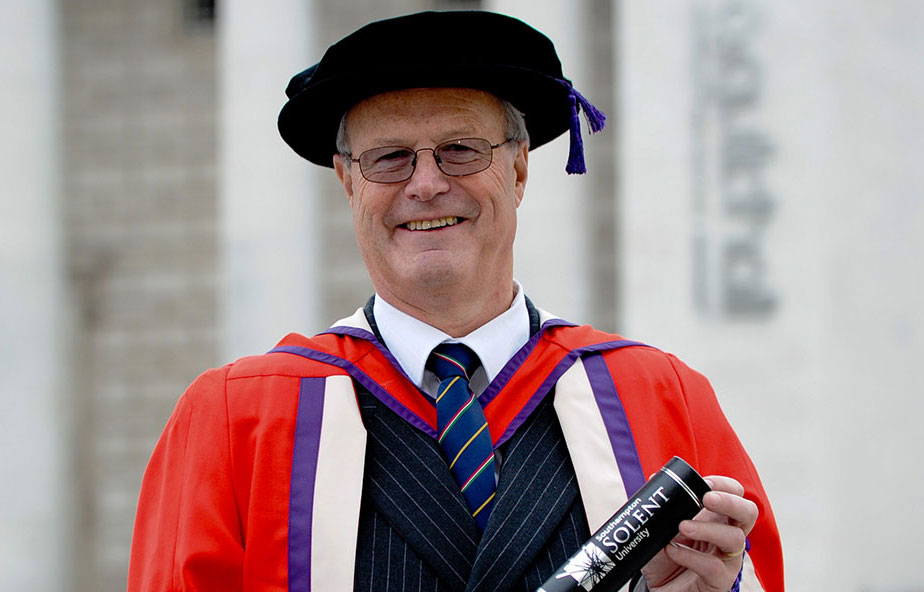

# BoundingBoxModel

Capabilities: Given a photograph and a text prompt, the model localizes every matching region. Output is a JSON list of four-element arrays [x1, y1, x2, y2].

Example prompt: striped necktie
[[427, 343, 496, 530]]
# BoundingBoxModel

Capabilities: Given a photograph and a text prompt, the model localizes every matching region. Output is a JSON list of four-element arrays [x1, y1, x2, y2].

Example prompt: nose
[[404, 148, 450, 202]]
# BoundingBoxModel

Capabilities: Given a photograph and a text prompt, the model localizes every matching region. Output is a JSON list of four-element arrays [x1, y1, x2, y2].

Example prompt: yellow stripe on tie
[[448, 423, 488, 470], [472, 492, 496, 518], [436, 376, 460, 404]]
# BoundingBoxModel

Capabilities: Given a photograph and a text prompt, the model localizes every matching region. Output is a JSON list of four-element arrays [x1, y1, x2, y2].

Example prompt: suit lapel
[[359, 389, 480, 591], [465, 395, 582, 592]]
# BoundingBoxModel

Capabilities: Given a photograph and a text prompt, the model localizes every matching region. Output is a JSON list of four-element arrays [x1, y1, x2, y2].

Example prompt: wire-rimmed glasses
[[347, 137, 513, 183]]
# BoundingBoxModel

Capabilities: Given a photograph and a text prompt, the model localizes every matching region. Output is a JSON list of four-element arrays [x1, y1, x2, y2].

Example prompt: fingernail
[[670, 541, 695, 552]]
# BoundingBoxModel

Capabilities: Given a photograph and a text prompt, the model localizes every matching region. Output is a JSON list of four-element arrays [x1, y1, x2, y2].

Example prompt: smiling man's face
[[334, 88, 528, 314]]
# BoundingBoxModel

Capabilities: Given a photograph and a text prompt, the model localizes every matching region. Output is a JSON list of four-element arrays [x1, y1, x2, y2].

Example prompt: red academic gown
[[127, 310, 784, 592]]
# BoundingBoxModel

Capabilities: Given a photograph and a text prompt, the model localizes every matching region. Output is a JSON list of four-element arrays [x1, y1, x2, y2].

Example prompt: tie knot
[[427, 343, 480, 381]]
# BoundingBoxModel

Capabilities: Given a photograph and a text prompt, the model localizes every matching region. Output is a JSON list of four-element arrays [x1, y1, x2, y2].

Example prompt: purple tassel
[[566, 93, 587, 174], [571, 85, 607, 133], [561, 81, 607, 174]]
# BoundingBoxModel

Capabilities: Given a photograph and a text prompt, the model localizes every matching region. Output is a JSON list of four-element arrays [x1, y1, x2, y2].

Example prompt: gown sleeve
[[127, 365, 244, 592], [665, 353, 785, 592]]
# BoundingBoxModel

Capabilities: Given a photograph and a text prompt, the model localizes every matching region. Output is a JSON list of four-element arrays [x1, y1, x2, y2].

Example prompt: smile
[[404, 216, 460, 231]]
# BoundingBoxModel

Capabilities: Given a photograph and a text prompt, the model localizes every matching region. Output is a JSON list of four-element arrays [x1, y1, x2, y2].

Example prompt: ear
[[333, 153, 355, 204], [512, 140, 528, 207]]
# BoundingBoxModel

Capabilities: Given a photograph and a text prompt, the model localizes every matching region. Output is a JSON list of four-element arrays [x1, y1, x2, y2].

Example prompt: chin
[[409, 264, 465, 289], [399, 253, 472, 289]]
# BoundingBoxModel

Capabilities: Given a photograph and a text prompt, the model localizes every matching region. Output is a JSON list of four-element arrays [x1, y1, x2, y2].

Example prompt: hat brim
[[277, 64, 573, 168]]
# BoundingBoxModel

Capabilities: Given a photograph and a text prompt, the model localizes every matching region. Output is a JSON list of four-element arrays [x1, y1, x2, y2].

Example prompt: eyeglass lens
[[357, 138, 498, 183]]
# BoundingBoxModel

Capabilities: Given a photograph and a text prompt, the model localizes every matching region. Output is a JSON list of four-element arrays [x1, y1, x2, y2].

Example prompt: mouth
[[400, 216, 462, 231]]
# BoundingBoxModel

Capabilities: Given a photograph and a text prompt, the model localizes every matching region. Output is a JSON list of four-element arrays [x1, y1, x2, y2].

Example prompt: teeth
[[407, 216, 459, 231]]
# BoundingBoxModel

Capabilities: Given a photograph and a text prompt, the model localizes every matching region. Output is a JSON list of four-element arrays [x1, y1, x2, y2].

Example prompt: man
[[128, 11, 783, 592]]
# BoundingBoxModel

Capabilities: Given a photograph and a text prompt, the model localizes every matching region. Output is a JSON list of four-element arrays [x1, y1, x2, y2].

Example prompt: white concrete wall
[[621, 1, 924, 589], [219, 0, 322, 360], [0, 1, 69, 590]]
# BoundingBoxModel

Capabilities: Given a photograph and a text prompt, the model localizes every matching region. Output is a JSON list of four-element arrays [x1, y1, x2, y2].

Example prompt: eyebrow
[[434, 128, 480, 142], [368, 137, 410, 147], [367, 128, 483, 148]]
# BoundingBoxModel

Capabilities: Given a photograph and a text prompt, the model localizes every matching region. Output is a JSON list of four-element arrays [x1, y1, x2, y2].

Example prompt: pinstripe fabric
[[355, 508, 445, 592], [465, 394, 586, 592], [354, 388, 590, 592], [514, 501, 589, 592], [356, 389, 479, 591]]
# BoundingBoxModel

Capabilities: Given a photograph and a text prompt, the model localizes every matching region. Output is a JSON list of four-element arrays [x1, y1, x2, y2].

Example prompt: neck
[[376, 280, 516, 337]]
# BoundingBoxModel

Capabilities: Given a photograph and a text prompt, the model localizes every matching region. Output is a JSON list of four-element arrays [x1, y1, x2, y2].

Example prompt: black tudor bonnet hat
[[277, 10, 605, 174]]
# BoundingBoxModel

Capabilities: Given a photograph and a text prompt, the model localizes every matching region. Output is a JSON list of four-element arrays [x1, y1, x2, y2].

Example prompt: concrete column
[[0, 1, 69, 590], [219, 0, 321, 360]]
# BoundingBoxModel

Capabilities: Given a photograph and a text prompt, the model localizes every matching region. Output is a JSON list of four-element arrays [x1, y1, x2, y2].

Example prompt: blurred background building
[[2, 0, 922, 590]]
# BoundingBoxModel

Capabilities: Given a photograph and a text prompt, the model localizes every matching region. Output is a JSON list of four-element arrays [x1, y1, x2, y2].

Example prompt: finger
[[679, 519, 747, 559], [664, 541, 736, 591], [702, 489, 758, 532], [704, 475, 745, 496]]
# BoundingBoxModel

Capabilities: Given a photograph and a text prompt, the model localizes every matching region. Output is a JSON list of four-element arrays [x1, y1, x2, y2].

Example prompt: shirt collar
[[372, 281, 530, 389]]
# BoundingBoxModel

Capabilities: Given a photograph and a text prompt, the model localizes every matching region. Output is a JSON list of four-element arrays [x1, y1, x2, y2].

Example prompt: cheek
[[351, 185, 394, 234], [350, 182, 376, 217], [480, 167, 508, 191], [488, 182, 521, 227], [468, 170, 514, 213], [351, 175, 372, 207]]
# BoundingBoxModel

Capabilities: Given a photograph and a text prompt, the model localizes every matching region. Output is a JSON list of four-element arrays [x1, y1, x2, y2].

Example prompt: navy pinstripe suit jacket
[[352, 300, 592, 592]]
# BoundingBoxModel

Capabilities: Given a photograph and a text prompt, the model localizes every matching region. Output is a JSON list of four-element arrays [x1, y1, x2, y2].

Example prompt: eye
[[437, 139, 486, 163], [360, 147, 415, 175], [372, 148, 412, 163]]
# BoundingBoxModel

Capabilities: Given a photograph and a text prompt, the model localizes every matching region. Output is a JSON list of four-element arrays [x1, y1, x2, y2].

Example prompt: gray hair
[[335, 97, 529, 159]]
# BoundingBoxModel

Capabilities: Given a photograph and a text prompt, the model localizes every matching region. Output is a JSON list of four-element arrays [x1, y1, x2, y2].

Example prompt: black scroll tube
[[537, 457, 711, 592]]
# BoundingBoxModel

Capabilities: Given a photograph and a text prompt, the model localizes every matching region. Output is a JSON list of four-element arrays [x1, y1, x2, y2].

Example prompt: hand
[[640, 475, 757, 592]]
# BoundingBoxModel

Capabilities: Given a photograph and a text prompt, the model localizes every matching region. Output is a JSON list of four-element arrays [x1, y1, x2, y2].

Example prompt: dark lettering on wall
[[692, 1, 777, 318]]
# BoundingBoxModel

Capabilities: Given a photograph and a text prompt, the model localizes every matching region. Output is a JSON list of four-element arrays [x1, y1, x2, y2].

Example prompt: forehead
[[345, 88, 506, 145]]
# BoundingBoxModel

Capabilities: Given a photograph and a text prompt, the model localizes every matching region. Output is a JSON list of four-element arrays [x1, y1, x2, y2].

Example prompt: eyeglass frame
[[345, 137, 515, 184]]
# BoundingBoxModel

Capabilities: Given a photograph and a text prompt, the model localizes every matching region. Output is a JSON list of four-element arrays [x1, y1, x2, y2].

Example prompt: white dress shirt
[[372, 281, 530, 398]]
